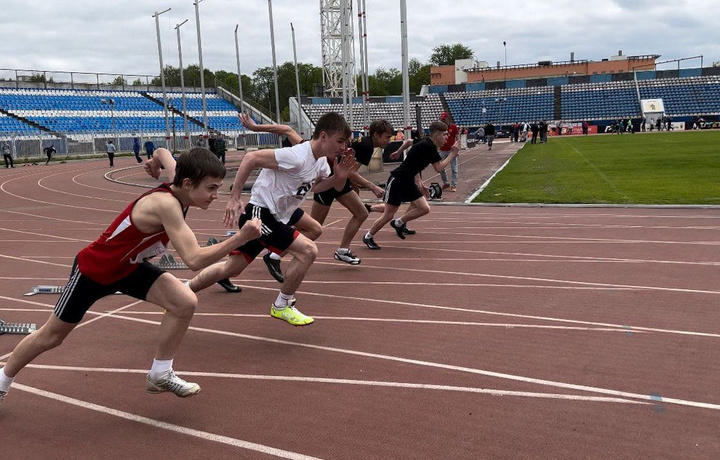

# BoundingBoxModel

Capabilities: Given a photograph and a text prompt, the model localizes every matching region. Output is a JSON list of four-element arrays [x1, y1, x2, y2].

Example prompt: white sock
[[337, 248, 349, 254], [365, 231, 373, 239], [394, 218, 405, 227], [149, 359, 173, 380], [273, 292, 294, 308], [0, 367, 14, 392], [269, 252, 281, 261]]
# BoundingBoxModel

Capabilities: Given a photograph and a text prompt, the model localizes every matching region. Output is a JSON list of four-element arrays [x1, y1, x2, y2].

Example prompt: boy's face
[[430, 129, 449, 148], [186, 176, 223, 210], [372, 131, 393, 149], [318, 131, 349, 160]]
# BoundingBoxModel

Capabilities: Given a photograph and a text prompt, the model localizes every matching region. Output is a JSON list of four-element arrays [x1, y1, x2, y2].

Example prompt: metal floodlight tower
[[320, 0, 356, 100]]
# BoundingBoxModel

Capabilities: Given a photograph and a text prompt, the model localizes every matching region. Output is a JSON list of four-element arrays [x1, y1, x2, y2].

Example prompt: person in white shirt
[[188, 112, 358, 326]]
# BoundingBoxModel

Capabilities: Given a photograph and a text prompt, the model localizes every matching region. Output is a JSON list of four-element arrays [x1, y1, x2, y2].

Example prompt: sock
[[269, 252, 281, 261], [394, 218, 405, 227], [149, 359, 173, 380], [365, 231, 373, 239], [337, 248, 349, 254], [0, 367, 14, 392], [273, 292, 294, 309]]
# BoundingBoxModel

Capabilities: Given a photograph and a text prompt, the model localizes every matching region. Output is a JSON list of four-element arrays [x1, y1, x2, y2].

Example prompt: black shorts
[[231, 203, 300, 261], [384, 174, 422, 206], [313, 178, 352, 206], [54, 258, 165, 324]]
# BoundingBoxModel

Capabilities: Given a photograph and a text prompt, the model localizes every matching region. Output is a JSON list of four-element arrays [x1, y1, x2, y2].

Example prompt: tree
[[368, 67, 401, 96], [408, 58, 431, 94], [429, 43, 474, 66], [110, 76, 127, 86]]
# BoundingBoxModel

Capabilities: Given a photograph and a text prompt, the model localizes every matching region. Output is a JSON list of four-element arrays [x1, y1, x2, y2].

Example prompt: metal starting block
[[0, 320, 37, 335], [24, 285, 65, 296], [24, 285, 123, 296], [155, 253, 189, 270]]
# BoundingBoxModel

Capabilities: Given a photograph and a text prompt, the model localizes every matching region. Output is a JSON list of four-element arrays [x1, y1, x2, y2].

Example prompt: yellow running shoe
[[270, 303, 314, 326]]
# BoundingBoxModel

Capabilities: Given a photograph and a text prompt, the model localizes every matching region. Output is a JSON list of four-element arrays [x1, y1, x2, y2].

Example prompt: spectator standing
[[132, 136, 142, 163], [438, 112, 459, 192], [582, 121, 589, 135], [214, 133, 227, 164], [539, 121, 548, 143], [484, 122, 496, 150], [144, 139, 155, 160], [2, 142, 13, 168], [105, 140, 116, 167], [530, 122, 539, 144]]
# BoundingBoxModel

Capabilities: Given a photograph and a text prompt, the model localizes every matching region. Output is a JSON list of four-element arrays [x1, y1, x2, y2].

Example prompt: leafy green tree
[[429, 43, 474, 66], [409, 58, 431, 94]]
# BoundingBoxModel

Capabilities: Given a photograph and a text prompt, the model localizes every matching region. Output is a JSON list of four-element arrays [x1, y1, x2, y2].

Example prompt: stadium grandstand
[[1, 53, 719, 161]]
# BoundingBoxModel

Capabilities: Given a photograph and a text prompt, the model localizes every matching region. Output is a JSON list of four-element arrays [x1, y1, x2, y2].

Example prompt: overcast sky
[[2, 0, 719, 83]]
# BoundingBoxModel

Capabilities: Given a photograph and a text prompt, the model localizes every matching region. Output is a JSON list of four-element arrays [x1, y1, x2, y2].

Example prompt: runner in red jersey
[[0, 148, 262, 408]]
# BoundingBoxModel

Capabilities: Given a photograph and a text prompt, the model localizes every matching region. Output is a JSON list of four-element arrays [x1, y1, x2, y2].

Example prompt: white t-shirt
[[249, 141, 331, 224]]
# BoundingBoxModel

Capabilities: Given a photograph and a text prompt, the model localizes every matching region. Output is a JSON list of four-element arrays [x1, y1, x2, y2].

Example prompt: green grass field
[[473, 130, 720, 205]]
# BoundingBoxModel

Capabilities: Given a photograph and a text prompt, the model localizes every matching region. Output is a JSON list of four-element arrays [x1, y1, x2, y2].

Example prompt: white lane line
[[12, 383, 321, 460], [96, 313, 720, 411], [37, 173, 128, 203], [320, 260, 720, 296], [97, 311, 643, 332], [24, 364, 649, 405]]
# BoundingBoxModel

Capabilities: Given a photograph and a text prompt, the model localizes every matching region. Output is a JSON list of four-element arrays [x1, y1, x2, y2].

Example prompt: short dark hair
[[173, 147, 226, 187], [312, 112, 351, 140], [428, 121, 448, 137], [368, 119, 393, 137]]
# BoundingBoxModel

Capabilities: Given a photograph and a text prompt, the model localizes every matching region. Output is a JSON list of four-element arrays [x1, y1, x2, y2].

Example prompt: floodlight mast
[[153, 7, 172, 140]]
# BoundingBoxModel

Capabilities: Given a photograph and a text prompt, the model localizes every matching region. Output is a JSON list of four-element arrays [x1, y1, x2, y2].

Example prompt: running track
[[1, 155, 719, 459]]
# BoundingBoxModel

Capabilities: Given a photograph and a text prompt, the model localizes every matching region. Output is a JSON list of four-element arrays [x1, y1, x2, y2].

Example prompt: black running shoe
[[389, 220, 407, 240], [401, 225, 416, 235], [263, 253, 285, 283], [217, 278, 242, 293], [362, 234, 381, 250]]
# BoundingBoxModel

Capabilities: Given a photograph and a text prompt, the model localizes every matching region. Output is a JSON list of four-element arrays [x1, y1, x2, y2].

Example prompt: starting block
[[0, 319, 37, 335], [225, 231, 236, 236], [155, 253, 189, 270], [24, 285, 64, 296], [207, 237, 219, 245], [24, 285, 123, 296]]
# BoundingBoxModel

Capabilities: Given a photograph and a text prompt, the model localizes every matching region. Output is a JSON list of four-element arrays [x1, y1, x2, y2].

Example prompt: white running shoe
[[146, 370, 200, 398], [334, 249, 361, 265]]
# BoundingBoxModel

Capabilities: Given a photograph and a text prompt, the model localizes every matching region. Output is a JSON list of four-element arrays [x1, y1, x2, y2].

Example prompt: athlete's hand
[[371, 184, 384, 198], [450, 144, 461, 157], [144, 157, 161, 179], [334, 150, 360, 178], [239, 113, 258, 131], [223, 195, 244, 228], [235, 217, 262, 244], [389, 151, 401, 160]]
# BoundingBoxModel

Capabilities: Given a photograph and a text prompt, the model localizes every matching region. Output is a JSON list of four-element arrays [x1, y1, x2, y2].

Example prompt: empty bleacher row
[[298, 74, 719, 130], [0, 87, 244, 139]]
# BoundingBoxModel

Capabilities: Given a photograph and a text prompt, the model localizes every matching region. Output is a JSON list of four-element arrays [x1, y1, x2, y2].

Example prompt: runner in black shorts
[[188, 112, 357, 327], [310, 119, 390, 265], [362, 121, 460, 250], [0, 148, 262, 407]]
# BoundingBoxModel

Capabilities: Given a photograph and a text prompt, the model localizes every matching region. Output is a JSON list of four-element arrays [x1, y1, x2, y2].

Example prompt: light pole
[[100, 98, 116, 144], [234, 24, 247, 151], [153, 8, 172, 140], [194, 0, 208, 134], [175, 19, 190, 147], [503, 41, 507, 67], [268, 0, 281, 123], [291, 23, 303, 137], [168, 99, 177, 152]]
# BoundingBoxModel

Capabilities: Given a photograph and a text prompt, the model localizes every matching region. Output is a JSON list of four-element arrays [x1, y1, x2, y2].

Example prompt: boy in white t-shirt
[[188, 112, 358, 326]]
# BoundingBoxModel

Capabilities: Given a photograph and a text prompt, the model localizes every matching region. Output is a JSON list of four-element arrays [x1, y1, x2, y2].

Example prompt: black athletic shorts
[[383, 174, 422, 206], [313, 178, 352, 206], [53, 258, 165, 324], [231, 203, 300, 261]]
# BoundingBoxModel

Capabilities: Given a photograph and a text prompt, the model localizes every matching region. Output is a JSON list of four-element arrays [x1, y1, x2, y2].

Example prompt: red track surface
[[2, 154, 719, 459]]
